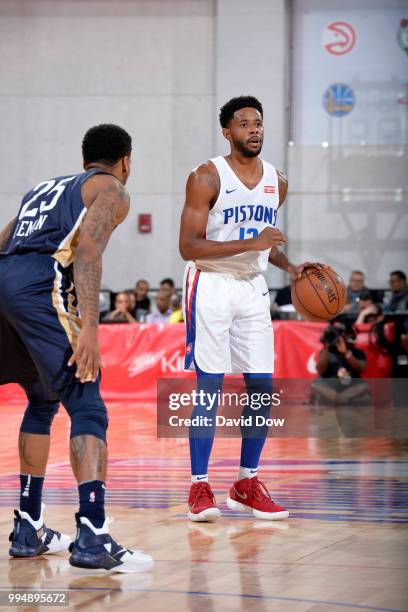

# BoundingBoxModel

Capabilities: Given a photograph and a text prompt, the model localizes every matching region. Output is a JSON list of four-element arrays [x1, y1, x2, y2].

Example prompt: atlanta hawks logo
[[322, 21, 356, 56]]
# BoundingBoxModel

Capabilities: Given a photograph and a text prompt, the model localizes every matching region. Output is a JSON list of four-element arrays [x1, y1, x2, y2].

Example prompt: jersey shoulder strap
[[208, 156, 228, 181], [77, 167, 115, 187]]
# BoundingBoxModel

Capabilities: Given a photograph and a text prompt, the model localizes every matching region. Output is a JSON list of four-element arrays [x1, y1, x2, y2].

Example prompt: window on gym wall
[[286, 0, 407, 288]]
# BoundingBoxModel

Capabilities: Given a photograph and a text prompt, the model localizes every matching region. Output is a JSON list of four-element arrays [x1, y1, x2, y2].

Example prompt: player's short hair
[[82, 124, 132, 166], [390, 270, 407, 282], [219, 96, 263, 128]]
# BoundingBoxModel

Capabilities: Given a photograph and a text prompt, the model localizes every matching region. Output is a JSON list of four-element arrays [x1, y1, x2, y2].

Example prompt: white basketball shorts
[[183, 265, 274, 374]]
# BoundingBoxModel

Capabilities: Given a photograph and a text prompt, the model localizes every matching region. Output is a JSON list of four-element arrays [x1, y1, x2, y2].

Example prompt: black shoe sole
[[69, 550, 120, 571], [9, 544, 48, 558]]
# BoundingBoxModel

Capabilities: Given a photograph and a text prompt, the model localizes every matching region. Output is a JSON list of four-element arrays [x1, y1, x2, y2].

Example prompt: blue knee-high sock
[[20, 474, 44, 520], [189, 363, 224, 477], [239, 374, 273, 470], [78, 480, 105, 527]]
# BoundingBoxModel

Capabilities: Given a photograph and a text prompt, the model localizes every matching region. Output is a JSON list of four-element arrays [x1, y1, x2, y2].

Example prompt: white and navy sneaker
[[69, 514, 153, 573], [9, 504, 71, 558]]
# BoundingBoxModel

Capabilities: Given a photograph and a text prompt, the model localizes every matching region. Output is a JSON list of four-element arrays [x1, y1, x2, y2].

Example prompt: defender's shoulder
[[81, 173, 129, 208]]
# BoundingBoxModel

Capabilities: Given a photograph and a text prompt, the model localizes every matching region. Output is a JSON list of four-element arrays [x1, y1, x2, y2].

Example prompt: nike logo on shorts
[[226, 188, 237, 194], [196, 476, 207, 481]]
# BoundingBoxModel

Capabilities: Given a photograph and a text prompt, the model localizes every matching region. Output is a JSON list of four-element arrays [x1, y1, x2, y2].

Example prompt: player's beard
[[235, 137, 263, 158]]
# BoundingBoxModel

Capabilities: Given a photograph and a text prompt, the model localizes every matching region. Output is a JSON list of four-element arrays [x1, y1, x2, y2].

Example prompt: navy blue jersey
[[3, 168, 107, 267]]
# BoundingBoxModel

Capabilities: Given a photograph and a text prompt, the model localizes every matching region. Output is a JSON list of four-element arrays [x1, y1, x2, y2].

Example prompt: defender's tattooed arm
[[68, 174, 129, 383]]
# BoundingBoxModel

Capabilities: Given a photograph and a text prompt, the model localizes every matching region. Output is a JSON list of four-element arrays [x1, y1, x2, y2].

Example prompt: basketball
[[291, 265, 346, 321]]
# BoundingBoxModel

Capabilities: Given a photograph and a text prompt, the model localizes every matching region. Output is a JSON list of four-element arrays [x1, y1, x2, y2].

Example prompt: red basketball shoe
[[227, 477, 289, 520], [188, 482, 221, 522]]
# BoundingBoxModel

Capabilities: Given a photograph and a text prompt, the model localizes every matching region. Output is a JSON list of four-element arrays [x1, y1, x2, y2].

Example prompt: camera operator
[[311, 323, 369, 405]]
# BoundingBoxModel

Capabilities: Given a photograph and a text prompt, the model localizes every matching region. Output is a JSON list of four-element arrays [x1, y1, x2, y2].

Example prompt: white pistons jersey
[[194, 156, 279, 278]]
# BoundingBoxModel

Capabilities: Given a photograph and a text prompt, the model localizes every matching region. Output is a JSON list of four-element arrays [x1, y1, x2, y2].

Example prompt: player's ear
[[222, 128, 230, 142], [122, 156, 131, 179]]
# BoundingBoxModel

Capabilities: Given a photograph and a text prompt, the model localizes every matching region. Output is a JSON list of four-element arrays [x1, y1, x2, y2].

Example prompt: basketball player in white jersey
[[179, 96, 313, 522]]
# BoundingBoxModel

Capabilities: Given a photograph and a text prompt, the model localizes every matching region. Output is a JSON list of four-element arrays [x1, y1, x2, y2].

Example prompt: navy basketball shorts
[[0, 253, 107, 440], [0, 310, 40, 387]]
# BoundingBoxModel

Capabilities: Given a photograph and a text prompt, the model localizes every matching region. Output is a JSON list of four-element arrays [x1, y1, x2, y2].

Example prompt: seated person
[[169, 294, 184, 323], [271, 285, 295, 318], [102, 292, 137, 324], [342, 270, 367, 314], [388, 270, 408, 312], [124, 288, 136, 312], [311, 323, 369, 405], [133, 279, 151, 315], [355, 291, 383, 325], [160, 277, 176, 296], [146, 290, 172, 323]]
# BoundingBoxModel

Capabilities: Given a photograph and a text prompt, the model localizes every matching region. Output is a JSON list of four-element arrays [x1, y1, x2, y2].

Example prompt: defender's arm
[[68, 175, 129, 382], [0, 217, 16, 251]]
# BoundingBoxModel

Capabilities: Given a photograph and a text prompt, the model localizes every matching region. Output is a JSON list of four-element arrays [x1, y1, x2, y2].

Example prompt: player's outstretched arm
[[179, 164, 286, 261], [0, 217, 16, 251], [69, 175, 129, 383]]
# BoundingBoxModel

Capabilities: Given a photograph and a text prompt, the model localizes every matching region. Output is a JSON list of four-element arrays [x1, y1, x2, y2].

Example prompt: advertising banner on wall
[[0, 322, 392, 406], [291, 3, 408, 145]]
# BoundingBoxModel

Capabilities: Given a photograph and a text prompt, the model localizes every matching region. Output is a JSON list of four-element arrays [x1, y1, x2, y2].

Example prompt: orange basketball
[[291, 265, 346, 322]]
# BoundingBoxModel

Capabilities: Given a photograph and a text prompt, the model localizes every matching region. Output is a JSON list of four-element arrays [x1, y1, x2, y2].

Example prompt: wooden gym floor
[[0, 402, 407, 612]]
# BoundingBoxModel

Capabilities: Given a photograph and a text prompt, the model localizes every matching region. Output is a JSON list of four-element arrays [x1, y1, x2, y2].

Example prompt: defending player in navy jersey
[[179, 96, 317, 522], [0, 124, 153, 572]]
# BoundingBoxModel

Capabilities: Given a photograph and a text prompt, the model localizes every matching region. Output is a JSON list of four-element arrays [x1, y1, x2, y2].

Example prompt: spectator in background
[[134, 279, 151, 312], [355, 291, 383, 325], [271, 284, 295, 319], [102, 292, 137, 324], [146, 290, 172, 323], [169, 294, 184, 323], [124, 289, 136, 312], [343, 270, 367, 313], [311, 323, 369, 405], [160, 277, 176, 296], [388, 270, 408, 312]]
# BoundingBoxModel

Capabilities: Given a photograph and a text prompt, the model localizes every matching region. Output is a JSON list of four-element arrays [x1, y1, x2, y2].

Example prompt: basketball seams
[[293, 279, 331, 321], [322, 267, 340, 303], [304, 267, 338, 316]]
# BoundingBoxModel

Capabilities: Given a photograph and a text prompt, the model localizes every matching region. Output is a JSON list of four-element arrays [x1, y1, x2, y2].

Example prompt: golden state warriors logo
[[397, 19, 408, 55], [323, 83, 355, 117], [322, 21, 356, 56]]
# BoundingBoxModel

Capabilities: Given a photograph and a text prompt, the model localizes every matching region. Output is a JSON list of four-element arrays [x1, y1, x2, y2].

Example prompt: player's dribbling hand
[[288, 261, 328, 281], [253, 227, 287, 250], [68, 327, 102, 383]]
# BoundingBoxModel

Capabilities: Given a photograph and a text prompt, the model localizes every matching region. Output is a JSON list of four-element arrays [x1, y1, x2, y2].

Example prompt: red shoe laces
[[249, 478, 272, 501], [193, 483, 215, 505]]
